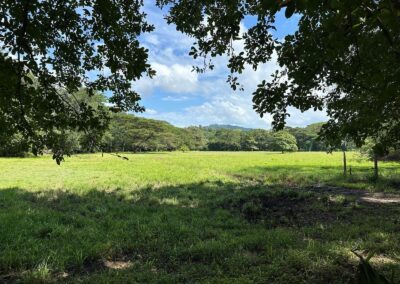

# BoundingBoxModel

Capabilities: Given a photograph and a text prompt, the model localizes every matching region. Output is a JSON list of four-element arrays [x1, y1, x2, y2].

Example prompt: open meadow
[[0, 152, 399, 283]]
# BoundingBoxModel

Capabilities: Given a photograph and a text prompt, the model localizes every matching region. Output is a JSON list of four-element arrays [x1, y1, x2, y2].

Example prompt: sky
[[132, 1, 327, 129]]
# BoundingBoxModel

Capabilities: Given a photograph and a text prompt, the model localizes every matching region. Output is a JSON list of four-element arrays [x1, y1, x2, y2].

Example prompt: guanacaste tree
[[1, 0, 399, 162]]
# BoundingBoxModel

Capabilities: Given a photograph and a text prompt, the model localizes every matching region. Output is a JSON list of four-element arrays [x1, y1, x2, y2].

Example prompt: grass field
[[0, 152, 399, 283]]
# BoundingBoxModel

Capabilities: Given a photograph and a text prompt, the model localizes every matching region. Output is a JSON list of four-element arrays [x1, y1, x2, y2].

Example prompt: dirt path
[[308, 185, 400, 204]]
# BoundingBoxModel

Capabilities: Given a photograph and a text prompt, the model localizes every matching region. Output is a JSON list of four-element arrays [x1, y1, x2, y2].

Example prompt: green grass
[[0, 152, 399, 283]]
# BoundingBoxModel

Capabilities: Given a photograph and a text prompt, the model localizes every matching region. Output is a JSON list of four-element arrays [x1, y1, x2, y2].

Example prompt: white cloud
[[143, 34, 160, 47], [134, 3, 327, 128], [134, 63, 198, 95], [157, 63, 198, 92], [141, 92, 272, 128], [145, 108, 158, 115], [286, 108, 327, 127], [184, 94, 272, 127], [162, 95, 189, 102]]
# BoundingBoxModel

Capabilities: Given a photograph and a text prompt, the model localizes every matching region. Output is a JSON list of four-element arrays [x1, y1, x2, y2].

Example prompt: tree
[[72, 90, 110, 153], [249, 129, 274, 151], [158, 0, 400, 151], [102, 113, 187, 152], [178, 144, 190, 152], [287, 123, 326, 151], [1, 0, 154, 162], [360, 137, 395, 179], [0, 133, 29, 157], [240, 132, 258, 151], [270, 131, 298, 153], [208, 129, 242, 151], [184, 127, 208, 150], [341, 140, 348, 177]]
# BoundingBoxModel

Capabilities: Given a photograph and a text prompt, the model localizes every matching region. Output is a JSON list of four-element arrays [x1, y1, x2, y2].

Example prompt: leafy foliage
[[286, 123, 326, 151], [0, 0, 154, 162], [157, 0, 400, 150], [270, 131, 298, 152], [106, 113, 187, 152], [97, 117, 304, 153]]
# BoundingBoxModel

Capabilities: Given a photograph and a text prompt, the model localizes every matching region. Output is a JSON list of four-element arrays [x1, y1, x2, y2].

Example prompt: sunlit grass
[[0, 151, 399, 192]]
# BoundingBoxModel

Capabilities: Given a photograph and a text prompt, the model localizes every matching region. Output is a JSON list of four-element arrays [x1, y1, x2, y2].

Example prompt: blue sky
[[133, 1, 327, 129]]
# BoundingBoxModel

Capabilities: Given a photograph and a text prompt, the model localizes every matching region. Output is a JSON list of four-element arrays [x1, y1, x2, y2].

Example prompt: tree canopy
[[270, 131, 298, 153], [157, 0, 400, 149]]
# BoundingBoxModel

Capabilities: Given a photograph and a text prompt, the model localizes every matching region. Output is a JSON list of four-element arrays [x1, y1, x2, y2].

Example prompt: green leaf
[[330, 0, 340, 9], [285, 2, 296, 18]]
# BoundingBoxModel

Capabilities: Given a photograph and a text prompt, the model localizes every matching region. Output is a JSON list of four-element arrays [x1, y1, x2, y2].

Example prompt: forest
[[0, 110, 327, 156]]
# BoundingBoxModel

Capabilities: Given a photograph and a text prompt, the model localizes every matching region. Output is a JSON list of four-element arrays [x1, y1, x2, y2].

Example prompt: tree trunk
[[374, 155, 379, 179], [343, 150, 347, 176]]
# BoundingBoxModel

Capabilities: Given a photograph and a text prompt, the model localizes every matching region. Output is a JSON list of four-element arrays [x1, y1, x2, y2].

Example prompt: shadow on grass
[[233, 164, 400, 191], [0, 181, 399, 283]]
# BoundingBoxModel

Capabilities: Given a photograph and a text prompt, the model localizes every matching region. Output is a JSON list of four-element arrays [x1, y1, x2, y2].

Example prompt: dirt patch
[[219, 192, 338, 226], [360, 196, 400, 204], [0, 272, 20, 284], [67, 253, 136, 278], [219, 185, 400, 226], [308, 186, 400, 204], [370, 255, 399, 265], [103, 260, 133, 270], [69, 258, 106, 275]]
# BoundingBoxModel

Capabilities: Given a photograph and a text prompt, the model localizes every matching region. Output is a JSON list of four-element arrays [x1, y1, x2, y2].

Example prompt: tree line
[[0, 111, 328, 156]]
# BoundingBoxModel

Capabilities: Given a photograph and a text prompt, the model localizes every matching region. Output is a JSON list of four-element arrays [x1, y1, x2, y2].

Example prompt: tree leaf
[[285, 2, 296, 18]]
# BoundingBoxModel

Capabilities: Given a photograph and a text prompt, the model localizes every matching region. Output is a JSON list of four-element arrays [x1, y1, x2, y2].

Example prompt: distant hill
[[205, 124, 253, 131]]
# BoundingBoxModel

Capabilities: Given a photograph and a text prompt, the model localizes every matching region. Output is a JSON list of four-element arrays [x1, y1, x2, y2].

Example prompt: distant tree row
[[60, 113, 304, 153], [0, 112, 328, 156], [205, 127, 298, 152], [3, 90, 391, 158], [3, 108, 400, 167], [86, 114, 304, 153]]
